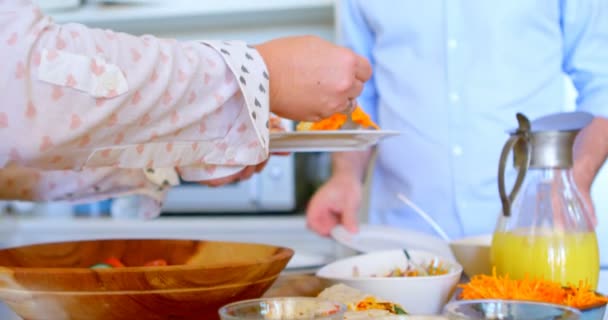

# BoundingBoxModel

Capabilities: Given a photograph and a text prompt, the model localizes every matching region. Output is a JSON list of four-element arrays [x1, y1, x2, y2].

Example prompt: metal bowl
[[579, 302, 607, 320], [218, 297, 346, 320], [444, 300, 581, 320]]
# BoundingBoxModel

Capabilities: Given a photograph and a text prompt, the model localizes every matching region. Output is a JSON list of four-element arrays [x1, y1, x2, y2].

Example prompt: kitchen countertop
[[0, 215, 334, 251], [0, 214, 342, 272], [43, 0, 335, 40], [40, 0, 337, 45], [1, 214, 607, 294], [0, 214, 606, 319]]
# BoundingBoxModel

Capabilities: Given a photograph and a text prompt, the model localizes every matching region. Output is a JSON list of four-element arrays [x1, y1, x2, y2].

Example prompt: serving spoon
[[401, 248, 428, 276], [395, 193, 451, 276], [396, 193, 451, 241]]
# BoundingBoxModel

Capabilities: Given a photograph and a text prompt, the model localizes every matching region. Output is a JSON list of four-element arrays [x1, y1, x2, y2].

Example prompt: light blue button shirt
[[338, 0, 608, 239]]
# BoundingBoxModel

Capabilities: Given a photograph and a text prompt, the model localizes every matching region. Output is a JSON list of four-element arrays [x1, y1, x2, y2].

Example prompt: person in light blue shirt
[[306, 0, 608, 239]]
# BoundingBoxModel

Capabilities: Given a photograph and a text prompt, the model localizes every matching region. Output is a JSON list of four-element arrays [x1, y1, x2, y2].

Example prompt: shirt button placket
[[447, 39, 459, 50], [445, 1, 467, 234]]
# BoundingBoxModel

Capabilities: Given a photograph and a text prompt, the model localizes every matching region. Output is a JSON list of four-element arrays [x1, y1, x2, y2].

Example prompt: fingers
[[200, 171, 241, 187], [271, 151, 291, 156], [306, 207, 339, 237], [254, 159, 269, 173], [585, 196, 597, 227], [306, 189, 359, 237], [268, 116, 285, 132], [306, 191, 338, 237], [341, 199, 360, 234], [238, 165, 258, 181], [341, 99, 356, 114], [348, 80, 364, 99], [354, 56, 372, 82], [199, 164, 259, 187]]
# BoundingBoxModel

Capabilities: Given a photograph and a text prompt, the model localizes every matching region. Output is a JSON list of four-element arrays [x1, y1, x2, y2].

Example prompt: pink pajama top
[[0, 0, 271, 218]]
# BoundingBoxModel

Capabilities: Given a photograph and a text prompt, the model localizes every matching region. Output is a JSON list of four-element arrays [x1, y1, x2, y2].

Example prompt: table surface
[[265, 273, 608, 320], [265, 273, 328, 298]]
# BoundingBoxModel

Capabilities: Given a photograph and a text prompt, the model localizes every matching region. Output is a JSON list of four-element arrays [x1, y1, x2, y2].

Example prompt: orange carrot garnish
[[350, 106, 379, 129], [300, 106, 380, 131], [458, 268, 608, 310]]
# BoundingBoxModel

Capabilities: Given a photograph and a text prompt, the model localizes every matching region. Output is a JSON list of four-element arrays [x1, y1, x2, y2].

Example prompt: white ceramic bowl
[[316, 249, 463, 315], [448, 234, 492, 278]]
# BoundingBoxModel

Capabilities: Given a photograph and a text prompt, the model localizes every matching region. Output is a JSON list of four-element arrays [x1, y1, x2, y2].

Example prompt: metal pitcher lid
[[508, 111, 594, 134], [531, 111, 594, 132], [509, 111, 594, 169]]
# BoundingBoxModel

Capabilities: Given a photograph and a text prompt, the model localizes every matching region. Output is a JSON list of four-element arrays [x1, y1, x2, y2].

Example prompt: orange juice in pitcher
[[490, 112, 599, 290]]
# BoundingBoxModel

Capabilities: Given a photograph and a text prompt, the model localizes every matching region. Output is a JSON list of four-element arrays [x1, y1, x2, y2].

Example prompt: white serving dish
[[316, 249, 463, 315], [448, 234, 492, 278]]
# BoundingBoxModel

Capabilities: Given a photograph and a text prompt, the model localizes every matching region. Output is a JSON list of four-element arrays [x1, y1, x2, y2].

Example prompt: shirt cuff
[[201, 40, 270, 154]]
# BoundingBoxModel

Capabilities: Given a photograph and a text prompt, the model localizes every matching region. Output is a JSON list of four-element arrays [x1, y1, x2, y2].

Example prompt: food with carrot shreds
[[296, 105, 379, 131], [368, 260, 449, 278], [459, 268, 608, 310]]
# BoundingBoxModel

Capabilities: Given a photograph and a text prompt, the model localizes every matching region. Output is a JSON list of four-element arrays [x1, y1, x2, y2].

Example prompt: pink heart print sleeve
[[0, 1, 270, 218]]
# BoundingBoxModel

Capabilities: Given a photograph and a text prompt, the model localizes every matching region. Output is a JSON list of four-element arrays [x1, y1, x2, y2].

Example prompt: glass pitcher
[[490, 112, 600, 290]]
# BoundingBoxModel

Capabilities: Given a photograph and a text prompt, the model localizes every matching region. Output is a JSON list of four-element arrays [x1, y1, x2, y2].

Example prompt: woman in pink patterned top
[[0, 1, 372, 218]]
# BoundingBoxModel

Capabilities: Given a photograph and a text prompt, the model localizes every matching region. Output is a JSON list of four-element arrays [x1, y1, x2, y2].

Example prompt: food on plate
[[459, 268, 608, 310], [344, 312, 445, 320], [90, 257, 168, 269], [143, 259, 169, 266], [103, 257, 125, 268], [342, 309, 403, 319], [351, 258, 449, 278], [296, 106, 379, 131], [259, 299, 343, 319], [318, 284, 407, 316]]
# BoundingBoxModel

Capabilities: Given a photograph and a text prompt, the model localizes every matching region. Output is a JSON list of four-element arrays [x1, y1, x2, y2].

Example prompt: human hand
[[306, 172, 363, 236], [199, 162, 268, 187], [255, 35, 372, 121], [579, 188, 596, 227], [573, 172, 597, 227], [571, 117, 608, 228], [268, 115, 290, 156]]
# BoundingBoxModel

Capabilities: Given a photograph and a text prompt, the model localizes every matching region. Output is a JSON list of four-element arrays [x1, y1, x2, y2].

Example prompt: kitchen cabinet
[[45, 0, 336, 43]]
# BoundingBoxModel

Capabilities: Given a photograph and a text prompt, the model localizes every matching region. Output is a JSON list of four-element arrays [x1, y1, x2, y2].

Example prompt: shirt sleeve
[[561, 0, 608, 118], [0, 166, 167, 218], [0, 1, 271, 216], [337, 0, 379, 123], [1, 2, 270, 171]]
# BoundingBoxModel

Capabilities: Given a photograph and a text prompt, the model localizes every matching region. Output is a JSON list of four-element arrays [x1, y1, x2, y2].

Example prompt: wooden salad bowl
[[0, 239, 294, 320], [0, 279, 279, 320], [0, 239, 293, 291]]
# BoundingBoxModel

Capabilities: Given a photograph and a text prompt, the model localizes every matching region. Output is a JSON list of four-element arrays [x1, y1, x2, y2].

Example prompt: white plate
[[330, 224, 455, 260], [269, 130, 399, 152], [285, 252, 330, 270]]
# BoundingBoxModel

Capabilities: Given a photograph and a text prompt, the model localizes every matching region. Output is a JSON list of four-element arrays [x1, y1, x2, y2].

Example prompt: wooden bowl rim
[[0, 274, 280, 295], [0, 239, 294, 273]]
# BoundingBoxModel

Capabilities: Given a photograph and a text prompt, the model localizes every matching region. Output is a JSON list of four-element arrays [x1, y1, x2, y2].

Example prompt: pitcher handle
[[498, 134, 529, 217]]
